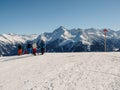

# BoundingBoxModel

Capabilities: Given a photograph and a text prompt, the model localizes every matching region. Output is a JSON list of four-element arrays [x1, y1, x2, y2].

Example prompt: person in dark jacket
[[23, 45, 28, 54], [27, 43, 32, 54], [40, 40, 45, 55]]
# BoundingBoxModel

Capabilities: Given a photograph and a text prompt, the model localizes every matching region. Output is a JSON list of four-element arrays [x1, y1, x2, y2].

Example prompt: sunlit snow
[[0, 52, 120, 90]]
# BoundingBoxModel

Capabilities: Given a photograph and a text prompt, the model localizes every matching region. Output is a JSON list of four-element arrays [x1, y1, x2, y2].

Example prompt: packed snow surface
[[0, 52, 120, 90]]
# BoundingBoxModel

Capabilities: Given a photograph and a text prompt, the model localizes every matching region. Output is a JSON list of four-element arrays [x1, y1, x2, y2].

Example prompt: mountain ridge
[[0, 26, 120, 56]]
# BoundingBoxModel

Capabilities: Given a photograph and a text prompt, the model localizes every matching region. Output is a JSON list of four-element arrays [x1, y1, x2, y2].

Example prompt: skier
[[18, 44, 22, 55], [37, 41, 41, 55], [32, 42, 37, 56], [40, 40, 45, 55], [23, 45, 28, 54], [27, 43, 32, 54]]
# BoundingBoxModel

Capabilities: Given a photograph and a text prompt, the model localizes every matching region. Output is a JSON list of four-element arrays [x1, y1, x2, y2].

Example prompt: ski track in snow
[[0, 52, 120, 90]]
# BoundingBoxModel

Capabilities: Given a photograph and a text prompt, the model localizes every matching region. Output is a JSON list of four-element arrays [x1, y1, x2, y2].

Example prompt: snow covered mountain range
[[0, 34, 38, 56], [1, 26, 120, 56], [39, 26, 120, 52]]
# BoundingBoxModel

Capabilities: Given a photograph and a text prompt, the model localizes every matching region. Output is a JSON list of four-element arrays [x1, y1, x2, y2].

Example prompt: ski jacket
[[40, 41, 45, 48], [27, 43, 31, 49], [32, 43, 37, 49]]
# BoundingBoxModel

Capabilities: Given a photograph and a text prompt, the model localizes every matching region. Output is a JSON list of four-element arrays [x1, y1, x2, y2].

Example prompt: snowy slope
[[0, 52, 120, 90]]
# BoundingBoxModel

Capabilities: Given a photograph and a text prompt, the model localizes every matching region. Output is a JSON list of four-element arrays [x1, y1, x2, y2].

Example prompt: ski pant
[[41, 48, 44, 55], [32, 48, 37, 56]]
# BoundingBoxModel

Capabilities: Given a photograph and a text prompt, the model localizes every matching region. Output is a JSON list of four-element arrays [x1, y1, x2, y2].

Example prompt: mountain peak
[[53, 26, 67, 34], [58, 26, 66, 30]]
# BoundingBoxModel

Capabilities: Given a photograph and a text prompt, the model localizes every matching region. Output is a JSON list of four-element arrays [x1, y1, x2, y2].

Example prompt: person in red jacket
[[18, 44, 22, 55]]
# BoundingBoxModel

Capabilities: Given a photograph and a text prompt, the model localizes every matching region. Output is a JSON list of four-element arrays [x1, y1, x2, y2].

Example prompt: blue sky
[[0, 0, 120, 34]]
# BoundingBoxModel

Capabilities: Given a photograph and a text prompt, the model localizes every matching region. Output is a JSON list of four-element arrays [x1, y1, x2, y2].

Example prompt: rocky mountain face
[[1, 26, 120, 56]]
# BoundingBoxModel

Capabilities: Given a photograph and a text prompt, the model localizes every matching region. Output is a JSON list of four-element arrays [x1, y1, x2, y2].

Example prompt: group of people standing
[[18, 40, 45, 56]]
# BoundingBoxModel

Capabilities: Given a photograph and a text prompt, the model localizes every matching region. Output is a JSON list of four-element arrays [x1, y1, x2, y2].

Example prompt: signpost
[[103, 29, 108, 52]]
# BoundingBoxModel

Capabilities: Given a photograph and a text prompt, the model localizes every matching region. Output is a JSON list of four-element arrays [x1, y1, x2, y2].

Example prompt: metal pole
[[0, 45, 2, 57], [104, 32, 106, 52], [103, 29, 108, 52]]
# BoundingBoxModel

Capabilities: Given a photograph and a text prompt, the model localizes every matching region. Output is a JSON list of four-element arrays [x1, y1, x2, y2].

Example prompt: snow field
[[0, 52, 120, 90]]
